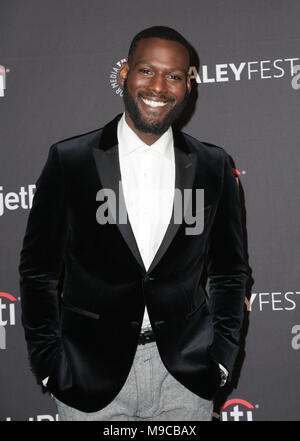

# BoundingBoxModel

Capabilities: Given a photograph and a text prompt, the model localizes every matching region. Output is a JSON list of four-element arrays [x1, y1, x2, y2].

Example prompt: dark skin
[[118, 37, 191, 145]]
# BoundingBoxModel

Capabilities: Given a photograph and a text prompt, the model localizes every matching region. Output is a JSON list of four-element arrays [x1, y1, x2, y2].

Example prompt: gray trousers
[[53, 341, 213, 421]]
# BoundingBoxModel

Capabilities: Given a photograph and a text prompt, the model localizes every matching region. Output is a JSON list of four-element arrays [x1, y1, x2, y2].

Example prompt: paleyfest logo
[[189, 57, 299, 84], [110, 56, 300, 95], [0, 292, 17, 350], [109, 59, 127, 96], [245, 290, 300, 312], [221, 398, 259, 421]]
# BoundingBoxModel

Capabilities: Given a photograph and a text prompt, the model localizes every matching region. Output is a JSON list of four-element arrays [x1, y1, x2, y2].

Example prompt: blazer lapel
[[92, 114, 197, 274], [93, 114, 147, 272], [147, 130, 197, 273]]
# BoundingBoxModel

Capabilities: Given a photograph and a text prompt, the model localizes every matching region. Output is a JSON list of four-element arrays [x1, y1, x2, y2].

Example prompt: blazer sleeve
[[18, 143, 69, 384], [206, 150, 249, 380]]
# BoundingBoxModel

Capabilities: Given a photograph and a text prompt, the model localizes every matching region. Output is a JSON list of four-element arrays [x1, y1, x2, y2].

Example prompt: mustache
[[137, 91, 175, 103]]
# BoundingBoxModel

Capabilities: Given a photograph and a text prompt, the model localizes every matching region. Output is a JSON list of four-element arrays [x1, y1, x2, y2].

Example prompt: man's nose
[[150, 74, 167, 95]]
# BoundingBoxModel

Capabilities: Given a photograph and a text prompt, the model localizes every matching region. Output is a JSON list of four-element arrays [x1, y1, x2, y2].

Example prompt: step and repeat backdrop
[[0, 0, 299, 421]]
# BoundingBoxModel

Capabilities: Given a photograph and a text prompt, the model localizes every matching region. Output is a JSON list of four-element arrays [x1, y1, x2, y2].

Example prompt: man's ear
[[118, 62, 130, 87], [186, 73, 192, 94]]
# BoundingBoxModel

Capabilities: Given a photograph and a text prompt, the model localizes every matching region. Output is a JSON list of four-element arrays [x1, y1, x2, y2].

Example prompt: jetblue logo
[[0, 185, 35, 217]]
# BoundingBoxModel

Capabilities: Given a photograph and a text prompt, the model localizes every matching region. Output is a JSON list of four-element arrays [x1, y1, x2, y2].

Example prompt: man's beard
[[122, 78, 190, 135]]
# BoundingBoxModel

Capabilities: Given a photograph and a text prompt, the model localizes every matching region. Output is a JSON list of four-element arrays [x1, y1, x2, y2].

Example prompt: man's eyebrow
[[134, 60, 188, 74]]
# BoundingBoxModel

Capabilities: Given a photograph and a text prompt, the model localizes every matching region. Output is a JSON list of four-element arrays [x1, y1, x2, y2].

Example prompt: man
[[19, 26, 249, 421]]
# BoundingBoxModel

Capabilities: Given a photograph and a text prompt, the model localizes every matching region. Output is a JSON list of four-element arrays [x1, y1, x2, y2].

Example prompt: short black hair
[[128, 26, 192, 64]]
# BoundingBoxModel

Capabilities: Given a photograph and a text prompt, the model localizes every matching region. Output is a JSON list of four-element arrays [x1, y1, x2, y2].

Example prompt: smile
[[142, 98, 168, 108]]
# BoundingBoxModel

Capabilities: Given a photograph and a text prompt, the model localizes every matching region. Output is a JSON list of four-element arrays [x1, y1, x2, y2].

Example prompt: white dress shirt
[[117, 112, 175, 330]]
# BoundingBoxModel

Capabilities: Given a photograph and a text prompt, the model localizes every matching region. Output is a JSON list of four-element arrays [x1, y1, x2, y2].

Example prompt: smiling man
[[120, 36, 191, 142], [19, 26, 249, 421]]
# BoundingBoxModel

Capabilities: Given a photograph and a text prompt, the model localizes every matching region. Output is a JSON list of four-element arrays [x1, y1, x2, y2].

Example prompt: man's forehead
[[130, 38, 190, 68]]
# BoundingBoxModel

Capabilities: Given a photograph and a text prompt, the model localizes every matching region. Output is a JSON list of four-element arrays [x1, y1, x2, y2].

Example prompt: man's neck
[[124, 111, 167, 146]]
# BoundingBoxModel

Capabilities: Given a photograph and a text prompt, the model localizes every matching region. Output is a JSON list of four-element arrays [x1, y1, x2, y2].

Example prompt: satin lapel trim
[[93, 145, 147, 272], [147, 147, 197, 273]]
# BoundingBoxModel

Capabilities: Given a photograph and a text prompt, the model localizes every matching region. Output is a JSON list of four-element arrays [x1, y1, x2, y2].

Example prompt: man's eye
[[139, 68, 152, 75], [168, 74, 182, 81]]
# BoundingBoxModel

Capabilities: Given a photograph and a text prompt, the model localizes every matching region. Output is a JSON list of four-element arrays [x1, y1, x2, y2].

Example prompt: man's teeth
[[142, 98, 168, 107]]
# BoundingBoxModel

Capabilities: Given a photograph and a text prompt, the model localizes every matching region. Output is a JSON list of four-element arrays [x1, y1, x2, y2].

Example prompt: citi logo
[[221, 398, 259, 421], [0, 292, 18, 350], [4, 413, 59, 421], [0, 65, 9, 97]]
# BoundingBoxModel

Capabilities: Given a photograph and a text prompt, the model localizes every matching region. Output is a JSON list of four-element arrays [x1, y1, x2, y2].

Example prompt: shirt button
[[143, 172, 148, 178]]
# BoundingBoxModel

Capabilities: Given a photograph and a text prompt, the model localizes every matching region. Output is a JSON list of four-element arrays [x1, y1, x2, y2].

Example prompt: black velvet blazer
[[19, 114, 249, 412]]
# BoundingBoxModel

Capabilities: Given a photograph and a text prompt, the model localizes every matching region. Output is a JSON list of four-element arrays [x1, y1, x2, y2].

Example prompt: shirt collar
[[117, 112, 173, 160]]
